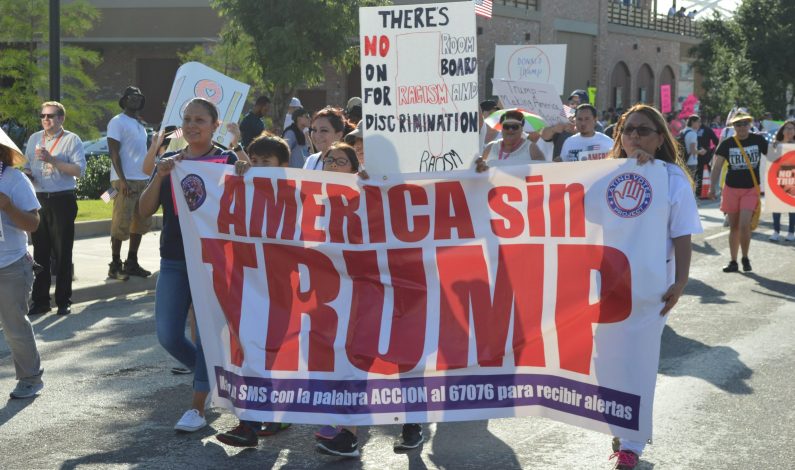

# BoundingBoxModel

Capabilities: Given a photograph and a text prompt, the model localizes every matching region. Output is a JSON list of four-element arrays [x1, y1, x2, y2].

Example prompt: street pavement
[[1, 200, 794, 469]]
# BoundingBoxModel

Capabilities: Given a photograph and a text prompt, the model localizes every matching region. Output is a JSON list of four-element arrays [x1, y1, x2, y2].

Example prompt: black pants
[[31, 192, 77, 308]]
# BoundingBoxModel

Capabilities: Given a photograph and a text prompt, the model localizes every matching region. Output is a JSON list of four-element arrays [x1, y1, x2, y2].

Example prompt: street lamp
[[50, 0, 60, 101]]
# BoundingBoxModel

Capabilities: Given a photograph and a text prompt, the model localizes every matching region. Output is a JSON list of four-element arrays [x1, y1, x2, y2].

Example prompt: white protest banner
[[492, 79, 569, 126], [765, 143, 795, 213], [493, 45, 567, 95], [173, 158, 671, 442], [161, 62, 250, 147], [359, 2, 480, 174]]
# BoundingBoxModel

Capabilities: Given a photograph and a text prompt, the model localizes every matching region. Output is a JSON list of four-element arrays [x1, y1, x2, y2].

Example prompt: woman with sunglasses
[[476, 110, 545, 172], [303, 107, 349, 171], [708, 113, 768, 272], [607, 104, 701, 470]]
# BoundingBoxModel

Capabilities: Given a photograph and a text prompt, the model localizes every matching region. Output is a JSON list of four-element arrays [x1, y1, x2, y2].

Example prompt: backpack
[[677, 128, 694, 156]]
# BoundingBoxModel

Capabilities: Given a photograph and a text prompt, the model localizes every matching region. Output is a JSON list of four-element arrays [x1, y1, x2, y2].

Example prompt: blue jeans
[[772, 213, 795, 234], [155, 258, 209, 392]]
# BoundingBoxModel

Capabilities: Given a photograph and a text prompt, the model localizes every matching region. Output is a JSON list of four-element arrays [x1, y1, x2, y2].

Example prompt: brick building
[[63, 0, 702, 128]]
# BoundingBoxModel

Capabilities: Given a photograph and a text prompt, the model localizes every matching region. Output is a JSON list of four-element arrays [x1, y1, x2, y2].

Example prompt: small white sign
[[494, 44, 567, 95], [492, 79, 569, 126]]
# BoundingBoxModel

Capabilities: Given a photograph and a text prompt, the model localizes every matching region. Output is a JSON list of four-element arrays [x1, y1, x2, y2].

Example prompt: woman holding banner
[[138, 97, 238, 433], [303, 107, 349, 171], [608, 104, 701, 469], [769, 120, 795, 242]]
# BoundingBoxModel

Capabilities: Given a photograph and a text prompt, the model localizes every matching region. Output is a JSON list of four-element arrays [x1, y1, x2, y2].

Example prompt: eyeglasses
[[323, 157, 351, 166], [733, 121, 751, 127], [40, 113, 60, 119], [502, 123, 521, 131], [622, 125, 658, 137]]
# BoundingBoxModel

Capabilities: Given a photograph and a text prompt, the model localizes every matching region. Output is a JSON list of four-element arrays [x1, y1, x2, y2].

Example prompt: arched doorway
[[659, 65, 676, 112], [609, 61, 631, 111], [637, 64, 654, 105]]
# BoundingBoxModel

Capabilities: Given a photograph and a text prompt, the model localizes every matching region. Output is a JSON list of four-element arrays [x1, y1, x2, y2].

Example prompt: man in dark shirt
[[239, 96, 271, 147], [695, 120, 719, 197]]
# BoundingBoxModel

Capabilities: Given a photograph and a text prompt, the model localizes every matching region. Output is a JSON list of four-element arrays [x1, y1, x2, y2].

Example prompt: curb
[[75, 214, 163, 239], [71, 274, 158, 305]]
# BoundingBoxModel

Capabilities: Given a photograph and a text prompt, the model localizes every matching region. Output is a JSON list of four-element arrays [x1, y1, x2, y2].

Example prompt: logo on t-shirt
[[606, 173, 653, 218], [181, 174, 207, 211]]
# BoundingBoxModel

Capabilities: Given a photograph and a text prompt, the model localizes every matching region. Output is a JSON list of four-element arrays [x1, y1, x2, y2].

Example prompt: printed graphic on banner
[[493, 45, 567, 95], [172, 158, 671, 442], [765, 143, 795, 212], [492, 79, 569, 126], [359, 2, 480, 174], [161, 62, 250, 147]]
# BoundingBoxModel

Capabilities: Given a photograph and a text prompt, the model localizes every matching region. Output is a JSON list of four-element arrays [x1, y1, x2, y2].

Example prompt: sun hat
[[0, 127, 25, 166]]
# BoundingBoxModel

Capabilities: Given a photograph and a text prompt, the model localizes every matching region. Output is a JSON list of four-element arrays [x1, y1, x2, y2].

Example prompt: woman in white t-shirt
[[303, 107, 348, 171], [477, 110, 546, 170], [0, 131, 45, 399], [606, 104, 702, 469]]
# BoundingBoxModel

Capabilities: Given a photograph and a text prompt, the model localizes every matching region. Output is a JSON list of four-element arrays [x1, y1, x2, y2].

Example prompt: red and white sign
[[765, 143, 795, 213], [173, 159, 671, 442]]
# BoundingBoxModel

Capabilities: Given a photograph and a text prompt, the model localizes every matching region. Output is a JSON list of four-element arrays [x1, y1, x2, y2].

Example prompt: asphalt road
[[1, 202, 794, 469]]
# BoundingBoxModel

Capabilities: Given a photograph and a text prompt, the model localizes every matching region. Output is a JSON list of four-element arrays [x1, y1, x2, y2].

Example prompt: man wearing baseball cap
[[107, 86, 152, 281]]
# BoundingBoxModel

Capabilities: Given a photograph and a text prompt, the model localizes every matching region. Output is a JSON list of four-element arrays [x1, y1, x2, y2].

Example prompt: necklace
[[183, 145, 217, 159], [0, 160, 4, 182], [499, 139, 523, 160]]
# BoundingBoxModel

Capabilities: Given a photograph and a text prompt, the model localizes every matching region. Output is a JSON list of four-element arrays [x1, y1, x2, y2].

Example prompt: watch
[[232, 143, 243, 152]]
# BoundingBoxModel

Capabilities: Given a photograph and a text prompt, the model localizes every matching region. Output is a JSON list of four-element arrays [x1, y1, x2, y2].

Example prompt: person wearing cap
[[0, 127, 45, 397], [282, 107, 312, 168], [282, 97, 303, 130], [107, 86, 153, 281], [476, 110, 546, 171], [240, 96, 271, 148], [343, 120, 365, 165], [479, 99, 501, 153], [709, 112, 768, 273], [345, 97, 363, 125], [23, 101, 85, 316]]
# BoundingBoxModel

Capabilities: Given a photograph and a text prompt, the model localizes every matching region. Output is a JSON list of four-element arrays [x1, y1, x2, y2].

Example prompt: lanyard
[[499, 140, 521, 160], [0, 161, 4, 182], [41, 129, 65, 154]]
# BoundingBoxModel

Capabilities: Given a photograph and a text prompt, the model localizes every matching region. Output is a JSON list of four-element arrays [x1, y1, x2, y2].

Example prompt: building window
[[495, 0, 539, 10]]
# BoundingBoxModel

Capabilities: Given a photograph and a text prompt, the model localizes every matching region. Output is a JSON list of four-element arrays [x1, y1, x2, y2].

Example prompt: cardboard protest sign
[[161, 62, 250, 147], [492, 79, 568, 126], [765, 143, 795, 213], [493, 45, 567, 95], [173, 158, 672, 442], [359, 2, 480, 174]]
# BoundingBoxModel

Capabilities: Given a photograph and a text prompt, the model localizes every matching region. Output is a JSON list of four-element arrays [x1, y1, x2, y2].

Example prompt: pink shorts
[[720, 186, 759, 213]]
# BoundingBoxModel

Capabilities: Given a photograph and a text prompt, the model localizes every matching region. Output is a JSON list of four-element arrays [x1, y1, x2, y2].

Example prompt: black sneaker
[[394, 423, 423, 451], [108, 260, 129, 280], [123, 260, 151, 278], [722, 260, 738, 273], [316, 429, 360, 457], [216, 422, 258, 447], [741, 257, 752, 272], [28, 303, 51, 316]]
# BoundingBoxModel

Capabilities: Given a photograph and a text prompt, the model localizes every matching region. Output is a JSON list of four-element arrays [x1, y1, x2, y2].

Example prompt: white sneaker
[[10, 381, 43, 399], [769, 232, 780, 242], [787, 233, 795, 242], [174, 409, 207, 432]]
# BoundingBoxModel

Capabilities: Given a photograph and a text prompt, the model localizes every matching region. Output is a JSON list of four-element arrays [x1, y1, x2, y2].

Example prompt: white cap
[[289, 97, 302, 107]]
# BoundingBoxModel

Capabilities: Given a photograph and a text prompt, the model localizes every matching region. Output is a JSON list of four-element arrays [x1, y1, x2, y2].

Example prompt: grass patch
[[76, 199, 161, 222], [76, 199, 113, 221]]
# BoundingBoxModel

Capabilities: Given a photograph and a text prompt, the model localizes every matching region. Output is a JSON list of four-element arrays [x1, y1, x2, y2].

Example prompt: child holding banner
[[138, 98, 238, 433], [608, 104, 702, 469], [214, 133, 295, 447]]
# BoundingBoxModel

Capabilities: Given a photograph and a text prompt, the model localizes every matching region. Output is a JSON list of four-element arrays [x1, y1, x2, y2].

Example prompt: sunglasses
[[733, 121, 751, 127], [40, 113, 60, 119], [502, 123, 522, 131], [622, 125, 658, 137], [323, 157, 351, 166]]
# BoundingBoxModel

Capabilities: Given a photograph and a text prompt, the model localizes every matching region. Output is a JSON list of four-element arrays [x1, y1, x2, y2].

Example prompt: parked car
[[82, 128, 155, 159]]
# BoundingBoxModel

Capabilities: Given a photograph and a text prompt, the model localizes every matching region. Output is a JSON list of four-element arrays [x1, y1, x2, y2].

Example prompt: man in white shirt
[[107, 86, 152, 280], [558, 104, 614, 162]]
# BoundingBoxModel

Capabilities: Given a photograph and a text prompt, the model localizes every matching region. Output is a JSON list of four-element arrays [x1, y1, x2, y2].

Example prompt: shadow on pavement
[[428, 420, 520, 469], [744, 272, 795, 301], [659, 326, 752, 394], [0, 396, 38, 430], [691, 240, 720, 256], [683, 278, 735, 304]]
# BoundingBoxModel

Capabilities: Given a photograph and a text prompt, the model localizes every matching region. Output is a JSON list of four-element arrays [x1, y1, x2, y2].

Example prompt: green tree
[[0, 0, 112, 139], [206, 0, 389, 125]]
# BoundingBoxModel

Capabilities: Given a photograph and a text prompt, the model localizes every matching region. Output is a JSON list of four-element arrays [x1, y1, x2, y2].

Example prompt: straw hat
[[0, 127, 26, 166], [728, 112, 753, 125]]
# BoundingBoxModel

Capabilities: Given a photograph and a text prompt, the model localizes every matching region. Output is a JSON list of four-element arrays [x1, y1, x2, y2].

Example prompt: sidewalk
[[45, 216, 162, 305]]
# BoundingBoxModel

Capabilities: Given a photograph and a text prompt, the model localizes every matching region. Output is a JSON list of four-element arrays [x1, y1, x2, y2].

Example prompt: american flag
[[167, 128, 183, 140], [100, 187, 118, 203], [474, 0, 492, 18]]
